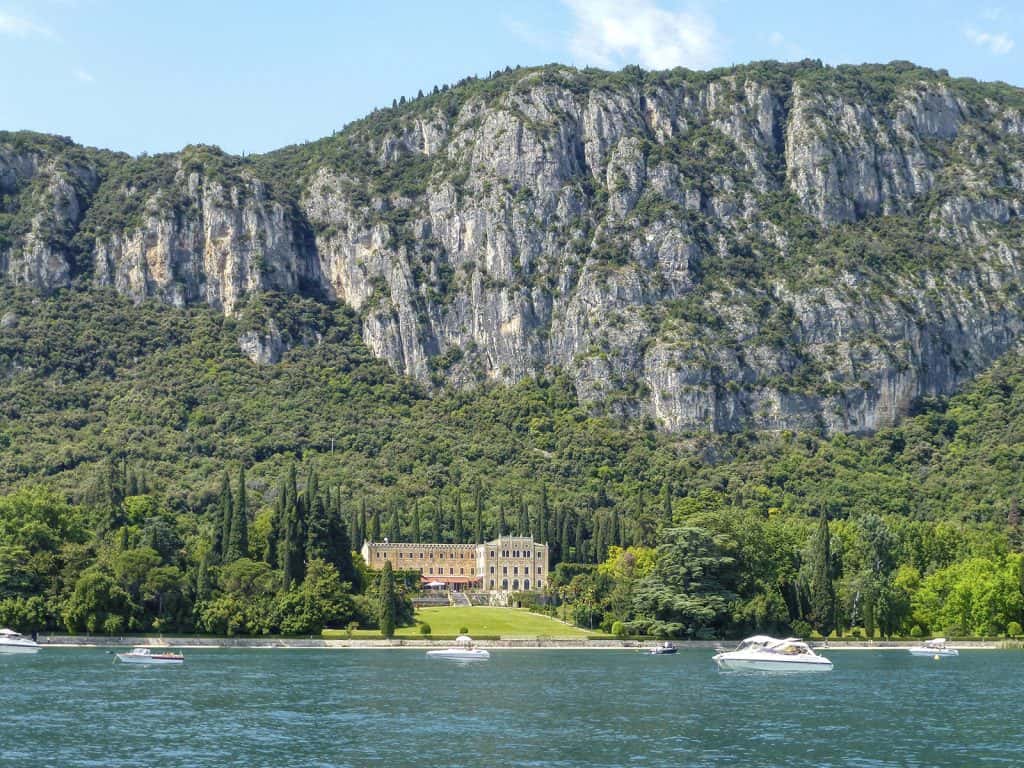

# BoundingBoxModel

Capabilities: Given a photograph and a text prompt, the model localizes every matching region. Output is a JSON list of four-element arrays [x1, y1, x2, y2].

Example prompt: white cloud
[[0, 11, 55, 39], [74, 68, 93, 83], [562, 0, 720, 71], [965, 27, 1015, 55]]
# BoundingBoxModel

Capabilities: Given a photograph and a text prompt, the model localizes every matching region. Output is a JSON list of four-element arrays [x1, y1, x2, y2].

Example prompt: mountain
[[2, 60, 1023, 436]]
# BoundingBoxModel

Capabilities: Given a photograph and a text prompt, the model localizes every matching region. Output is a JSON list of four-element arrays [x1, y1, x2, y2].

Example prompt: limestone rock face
[[2, 62, 1023, 434]]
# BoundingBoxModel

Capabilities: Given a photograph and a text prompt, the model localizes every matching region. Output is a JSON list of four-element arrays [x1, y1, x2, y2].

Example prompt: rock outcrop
[[2, 61, 1023, 434]]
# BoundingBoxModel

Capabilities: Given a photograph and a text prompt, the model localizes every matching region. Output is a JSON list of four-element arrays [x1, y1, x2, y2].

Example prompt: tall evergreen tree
[[560, 513, 572, 562], [454, 492, 464, 543], [265, 485, 282, 566], [497, 505, 507, 538], [226, 465, 249, 561], [433, 496, 443, 543], [575, 517, 587, 563], [388, 502, 401, 542], [536, 485, 549, 542], [378, 561, 397, 638], [518, 496, 530, 537], [662, 481, 673, 527], [371, 507, 381, 542], [412, 501, 422, 543], [806, 512, 836, 636], [473, 480, 484, 544], [306, 492, 330, 561], [216, 471, 233, 562]]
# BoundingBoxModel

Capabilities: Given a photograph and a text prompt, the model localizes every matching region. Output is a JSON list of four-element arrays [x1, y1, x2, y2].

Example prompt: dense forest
[[1, 286, 1023, 638]]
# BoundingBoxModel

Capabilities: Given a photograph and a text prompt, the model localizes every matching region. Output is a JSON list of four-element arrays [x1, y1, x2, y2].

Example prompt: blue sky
[[2, 0, 1021, 156]]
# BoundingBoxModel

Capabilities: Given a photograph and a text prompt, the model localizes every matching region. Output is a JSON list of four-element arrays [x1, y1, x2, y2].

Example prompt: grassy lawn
[[323, 606, 602, 639]]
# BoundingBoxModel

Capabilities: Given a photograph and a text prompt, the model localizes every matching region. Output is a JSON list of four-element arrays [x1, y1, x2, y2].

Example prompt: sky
[[1, 0, 1022, 156]]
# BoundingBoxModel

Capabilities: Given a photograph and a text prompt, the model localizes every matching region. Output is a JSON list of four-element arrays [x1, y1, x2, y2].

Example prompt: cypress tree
[[473, 480, 484, 544], [537, 485, 549, 542], [357, 498, 368, 548], [662, 481, 673, 527], [265, 484, 282, 566], [433, 496, 443, 543], [226, 465, 249, 561], [217, 471, 233, 561], [560, 513, 572, 561], [388, 502, 401, 542], [574, 517, 587, 563], [412, 501, 422, 542], [518, 497, 530, 537], [497, 505, 507, 538], [306, 492, 329, 560], [454, 493, 464, 543], [806, 512, 836, 636], [378, 561, 397, 638], [371, 507, 381, 542]]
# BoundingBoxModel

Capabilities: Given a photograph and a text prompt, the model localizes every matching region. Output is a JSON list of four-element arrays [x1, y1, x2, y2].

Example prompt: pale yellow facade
[[361, 535, 549, 591]]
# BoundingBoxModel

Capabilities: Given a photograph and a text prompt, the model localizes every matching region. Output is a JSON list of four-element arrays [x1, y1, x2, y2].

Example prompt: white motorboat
[[908, 638, 959, 657], [713, 635, 833, 672], [426, 635, 490, 661], [115, 646, 185, 665], [0, 628, 40, 654]]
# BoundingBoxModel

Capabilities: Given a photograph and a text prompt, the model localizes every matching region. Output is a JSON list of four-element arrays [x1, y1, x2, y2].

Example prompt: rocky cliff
[[2, 61, 1023, 433]]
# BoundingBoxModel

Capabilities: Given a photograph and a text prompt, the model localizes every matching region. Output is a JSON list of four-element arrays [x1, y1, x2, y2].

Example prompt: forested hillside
[[1, 284, 1023, 638]]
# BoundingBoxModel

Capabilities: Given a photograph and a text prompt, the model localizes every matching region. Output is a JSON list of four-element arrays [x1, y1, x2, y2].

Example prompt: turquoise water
[[1, 648, 1019, 767]]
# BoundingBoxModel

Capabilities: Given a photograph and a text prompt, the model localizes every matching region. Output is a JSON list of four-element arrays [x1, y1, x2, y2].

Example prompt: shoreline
[[35, 635, 1006, 651]]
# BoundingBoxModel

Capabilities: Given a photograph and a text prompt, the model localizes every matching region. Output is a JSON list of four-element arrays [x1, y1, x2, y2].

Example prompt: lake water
[[1, 648, 1019, 767]]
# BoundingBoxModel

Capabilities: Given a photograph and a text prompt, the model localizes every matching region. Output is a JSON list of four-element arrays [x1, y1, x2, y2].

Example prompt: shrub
[[345, 621, 359, 639], [909, 625, 923, 638], [790, 620, 812, 638], [459, 626, 469, 635], [850, 627, 864, 639], [1007, 621, 1022, 638], [611, 620, 625, 637], [419, 622, 431, 635]]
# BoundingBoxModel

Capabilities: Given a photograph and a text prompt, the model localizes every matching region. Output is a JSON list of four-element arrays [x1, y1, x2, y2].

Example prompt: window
[[449, 568, 454, 575], [376, 552, 382, 558], [537, 567, 542, 574], [460, 568, 464, 575], [490, 550, 495, 557], [489, 566, 494, 574], [502, 566, 508, 575], [429, 567, 434, 574], [502, 579, 508, 589], [513, 566, 519, 575], [399, 552, 403, 559], [490, 580, 495, 588], [512, 579, 519, 590], [524, 580, 530, 590], [419, 552, 424, 559]]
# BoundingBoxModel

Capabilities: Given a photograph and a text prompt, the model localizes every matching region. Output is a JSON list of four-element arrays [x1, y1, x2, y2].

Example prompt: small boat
[[648, 641, 678, 655], [426, 635, 490, 661], [115, 646, 185, 665], [908, 638, 959, 657], [713, 635, 833, 672], [0, 628, 41, 654]]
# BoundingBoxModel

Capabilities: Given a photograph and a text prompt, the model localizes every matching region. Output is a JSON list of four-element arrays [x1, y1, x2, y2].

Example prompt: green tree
[[805, 513, 836, 636], [226, 465, 249, 562], [377, 561, 397, 638], [631, 526, 737, 638]]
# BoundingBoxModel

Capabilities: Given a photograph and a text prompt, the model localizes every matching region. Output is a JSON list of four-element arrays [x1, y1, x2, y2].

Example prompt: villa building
[[360, 535, 549, 592]]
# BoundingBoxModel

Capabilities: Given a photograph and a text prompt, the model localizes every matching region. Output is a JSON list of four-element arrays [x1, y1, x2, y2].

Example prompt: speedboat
[[713, 635, 833, 672], [426, 635, 490, 661], [115, 646, 185, 665], [0, 628, 40, 654], [908, 638, 959, 657], [649, 641, 678, 655]]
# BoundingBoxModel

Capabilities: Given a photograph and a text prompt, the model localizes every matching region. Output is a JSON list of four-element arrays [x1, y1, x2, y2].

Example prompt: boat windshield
[[768, 639, 814, 656], [735, 635, 778, 651]]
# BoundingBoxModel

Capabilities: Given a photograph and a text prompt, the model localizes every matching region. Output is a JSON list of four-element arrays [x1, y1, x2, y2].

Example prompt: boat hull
[[908, 647, 958, 657], [714, 657, 833, 673], [116, 654, 184, 665], [0, 644, 40, 654], [425, 649, 490, 661]]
